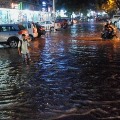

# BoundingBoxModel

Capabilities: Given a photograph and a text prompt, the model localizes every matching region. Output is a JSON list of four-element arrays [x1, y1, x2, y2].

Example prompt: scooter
[[101, 29, 115, 40]]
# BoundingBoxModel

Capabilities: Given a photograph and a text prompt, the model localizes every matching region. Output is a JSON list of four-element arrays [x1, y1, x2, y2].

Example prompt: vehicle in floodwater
[[101, 24, 117, 40]]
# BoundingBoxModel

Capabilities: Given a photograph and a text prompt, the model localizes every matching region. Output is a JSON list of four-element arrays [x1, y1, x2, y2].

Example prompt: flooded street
[[1, 23, 120, 120]]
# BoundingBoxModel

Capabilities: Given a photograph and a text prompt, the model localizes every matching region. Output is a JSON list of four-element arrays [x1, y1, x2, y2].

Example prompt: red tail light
[[18, 31, 22, 34], [41, 27, 45, 30], [40, 27, 45, 31], [40, 28, 43, 30]]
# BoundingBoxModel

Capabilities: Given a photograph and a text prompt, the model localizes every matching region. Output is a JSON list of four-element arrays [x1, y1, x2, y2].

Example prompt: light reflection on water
[[0, 23, 120, 119]]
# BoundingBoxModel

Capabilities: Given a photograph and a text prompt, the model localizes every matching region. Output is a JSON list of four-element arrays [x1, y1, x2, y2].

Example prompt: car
[[39, 21, 61, 31], [55, 19, 68, 29], [20, 22, 38, 40], [114, 17, 120, 30], [111, 15, 120, 25], [34, 23, 46, 37], [0, 24, 29, 48]]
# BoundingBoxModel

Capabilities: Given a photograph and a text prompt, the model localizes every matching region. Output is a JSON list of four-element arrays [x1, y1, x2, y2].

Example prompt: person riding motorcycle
[[102, 21, 117, 39], [104, 22, 113, 33]]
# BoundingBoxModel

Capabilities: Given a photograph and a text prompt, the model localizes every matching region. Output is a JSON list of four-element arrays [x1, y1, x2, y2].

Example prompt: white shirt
[[18, 39, 30, 54]]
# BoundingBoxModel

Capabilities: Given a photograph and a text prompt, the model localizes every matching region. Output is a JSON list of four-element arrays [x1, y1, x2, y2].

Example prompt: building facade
[[0, 0, 53, 10], [0, 0, 54, 24], [0, 0, 12, 8], [11, 0, 40, 10]]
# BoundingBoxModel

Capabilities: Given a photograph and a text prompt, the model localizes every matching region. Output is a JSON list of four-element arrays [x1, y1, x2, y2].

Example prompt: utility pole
[[53, 0, 56, 32]]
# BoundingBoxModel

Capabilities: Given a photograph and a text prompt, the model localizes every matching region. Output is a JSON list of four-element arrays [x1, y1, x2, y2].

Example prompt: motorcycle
[[61, 23, 68, 29], [101, 26, 116, 40]]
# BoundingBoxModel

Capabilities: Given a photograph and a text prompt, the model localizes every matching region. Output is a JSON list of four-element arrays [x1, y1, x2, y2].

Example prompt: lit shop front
[[0, 8, 42, 24]]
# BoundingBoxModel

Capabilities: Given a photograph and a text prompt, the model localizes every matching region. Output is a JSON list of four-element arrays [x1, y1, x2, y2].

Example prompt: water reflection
[[0, 23, 120, 119]]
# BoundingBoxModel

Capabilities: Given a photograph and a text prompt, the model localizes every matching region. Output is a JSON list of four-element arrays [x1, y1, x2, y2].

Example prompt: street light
[[53, 0, 55, 13], [53, 0, 55, 31]]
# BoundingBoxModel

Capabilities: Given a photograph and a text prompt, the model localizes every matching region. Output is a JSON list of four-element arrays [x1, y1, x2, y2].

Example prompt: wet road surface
[[0, 23, 120, 120]]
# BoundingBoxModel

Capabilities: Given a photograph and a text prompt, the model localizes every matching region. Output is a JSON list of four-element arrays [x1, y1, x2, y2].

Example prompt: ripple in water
[[0, 23, 120, 120]]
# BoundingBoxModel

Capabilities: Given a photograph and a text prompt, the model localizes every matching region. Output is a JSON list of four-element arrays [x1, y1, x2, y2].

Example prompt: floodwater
[[0, 22, 120, 120]]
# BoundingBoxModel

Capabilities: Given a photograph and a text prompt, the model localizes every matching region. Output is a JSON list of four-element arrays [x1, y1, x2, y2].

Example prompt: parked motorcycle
[[62, 23, 68, 29]]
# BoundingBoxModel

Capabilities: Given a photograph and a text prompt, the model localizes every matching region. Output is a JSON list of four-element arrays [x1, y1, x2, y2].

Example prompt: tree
[[55, 0, 120, 18], [56, 0, 98, 17], [101, 0, 120, 16], [56, 0, 80, 14], [116, 0, 120, 9], [101, 0, 116, 11]]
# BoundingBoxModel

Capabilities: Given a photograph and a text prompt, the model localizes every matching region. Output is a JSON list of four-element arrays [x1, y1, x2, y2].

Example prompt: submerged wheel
[[9, 40, 18, 48], [8, 37, 19, 48]]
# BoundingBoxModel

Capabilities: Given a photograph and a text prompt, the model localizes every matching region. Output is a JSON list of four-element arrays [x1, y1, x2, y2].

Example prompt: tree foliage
[[116, 0, 120, 9], [55, 0, 120, 16], [56, 0, 98, 15], [101, 0, 116, 11]]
